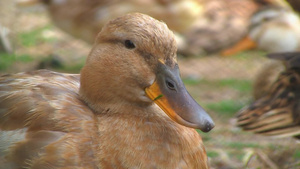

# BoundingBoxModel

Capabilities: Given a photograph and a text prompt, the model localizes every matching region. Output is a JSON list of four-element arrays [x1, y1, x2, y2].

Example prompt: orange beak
[[221, 36, 257, 56], [145, 62, 214, 132]]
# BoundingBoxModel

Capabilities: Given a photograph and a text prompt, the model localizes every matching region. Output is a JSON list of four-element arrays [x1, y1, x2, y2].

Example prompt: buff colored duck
[[0, 13, 214, 168], [236, 52, 300, 138], [18, 0, 203, 44]]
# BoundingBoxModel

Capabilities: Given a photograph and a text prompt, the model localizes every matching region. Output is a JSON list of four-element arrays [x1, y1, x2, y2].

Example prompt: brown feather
[[237, 54, 300, 139], [0, 13, 209, 168]]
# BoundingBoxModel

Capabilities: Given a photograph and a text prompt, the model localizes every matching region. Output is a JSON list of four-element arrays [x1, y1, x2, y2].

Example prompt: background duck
[[221, 5, 300, 139], [177, 0, 289, 56], [18, 0, 287, 56], [222, 5, 300, 55], [222, 5, 300, 100], [236, 52, 300, 139], [0, 13, 214, 168], [18, 0, 203, 45]]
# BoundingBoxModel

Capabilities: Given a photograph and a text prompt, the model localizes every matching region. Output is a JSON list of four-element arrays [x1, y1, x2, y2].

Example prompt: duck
[[18, 0, 287, 56], [0, 13, 214, 168], [177, 0, 278, 56], [236, 52, 300, 138], [221, 5, 300, 99], [221, 5, 300, 55], [17, 0, 203, 44], [252, 60, 285, 100], [222, 5, 300, 139]]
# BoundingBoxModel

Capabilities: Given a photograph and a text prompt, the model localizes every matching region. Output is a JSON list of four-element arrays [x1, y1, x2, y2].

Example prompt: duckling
[[18, 0, 203, 44], [0, 13, 214, 168], [236, 52, 300, 138]]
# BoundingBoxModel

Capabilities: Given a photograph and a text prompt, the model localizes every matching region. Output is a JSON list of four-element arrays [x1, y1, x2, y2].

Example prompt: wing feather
[[236, 70, 300, 138], [0, 70, 97, 168]]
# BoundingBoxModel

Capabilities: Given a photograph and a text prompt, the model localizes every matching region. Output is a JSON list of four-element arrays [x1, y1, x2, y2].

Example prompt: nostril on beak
[[203, 121, 215, 133]]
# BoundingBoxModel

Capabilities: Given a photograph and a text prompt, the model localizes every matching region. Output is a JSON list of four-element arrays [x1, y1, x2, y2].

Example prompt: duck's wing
[[0, 70, 96, 168], [236, 70, 300, 138]]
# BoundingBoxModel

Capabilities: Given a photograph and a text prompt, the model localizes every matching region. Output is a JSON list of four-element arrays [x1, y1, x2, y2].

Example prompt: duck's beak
[[221, 36, 257, 56], [145, 62, 214, 132]]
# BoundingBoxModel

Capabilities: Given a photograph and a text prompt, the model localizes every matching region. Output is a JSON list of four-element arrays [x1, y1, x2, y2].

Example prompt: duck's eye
[[124, 40, 135, 49], [166, 80, 176, 91]]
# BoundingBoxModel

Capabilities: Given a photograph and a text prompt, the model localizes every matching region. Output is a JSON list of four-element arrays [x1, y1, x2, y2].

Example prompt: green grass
[[225, 141, 262, 149], [183, 78, 252, 93], [182, 78, 202, 85], [207, 151, 219, 158], [43, 58, 85, 73], [0, 52, 85, 73], [230, 50, 267, 59], [19, 25, 56, 47], [58, 62, 85, 73], [293, 149, 300, 159], [198, 130, 212, 141], [36, 55, 86, 73], [183, 78, 252, 117], [0, 53, 33, 71], [217, 79, 252, 92], [204, 100, 246, 117]]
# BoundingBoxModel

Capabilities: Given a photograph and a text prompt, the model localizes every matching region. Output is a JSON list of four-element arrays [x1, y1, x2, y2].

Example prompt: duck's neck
[[79, 88, 153, 117], [92, 104, 208, 168], [96, 104, 171, 125], [94, 103, 191, 149]]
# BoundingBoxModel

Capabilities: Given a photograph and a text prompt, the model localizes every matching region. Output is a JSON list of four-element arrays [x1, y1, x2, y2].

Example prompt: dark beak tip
[[200, 121, 215, 133]]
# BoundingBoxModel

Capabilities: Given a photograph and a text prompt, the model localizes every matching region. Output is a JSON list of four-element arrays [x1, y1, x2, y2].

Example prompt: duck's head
[[79, 13, 214, 132], [222, 6, 300, 55]]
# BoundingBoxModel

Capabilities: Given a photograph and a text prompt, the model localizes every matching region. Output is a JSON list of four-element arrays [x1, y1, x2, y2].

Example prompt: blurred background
[[0, 0, 300, 168]]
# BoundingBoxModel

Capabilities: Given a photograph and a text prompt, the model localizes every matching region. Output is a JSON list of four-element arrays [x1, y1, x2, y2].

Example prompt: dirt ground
[[1, 2, 300, 169]]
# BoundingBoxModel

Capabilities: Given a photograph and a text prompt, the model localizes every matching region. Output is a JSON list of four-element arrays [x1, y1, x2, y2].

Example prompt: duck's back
[[0, 70, 97, 169], [237, 69, 300, 138]]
